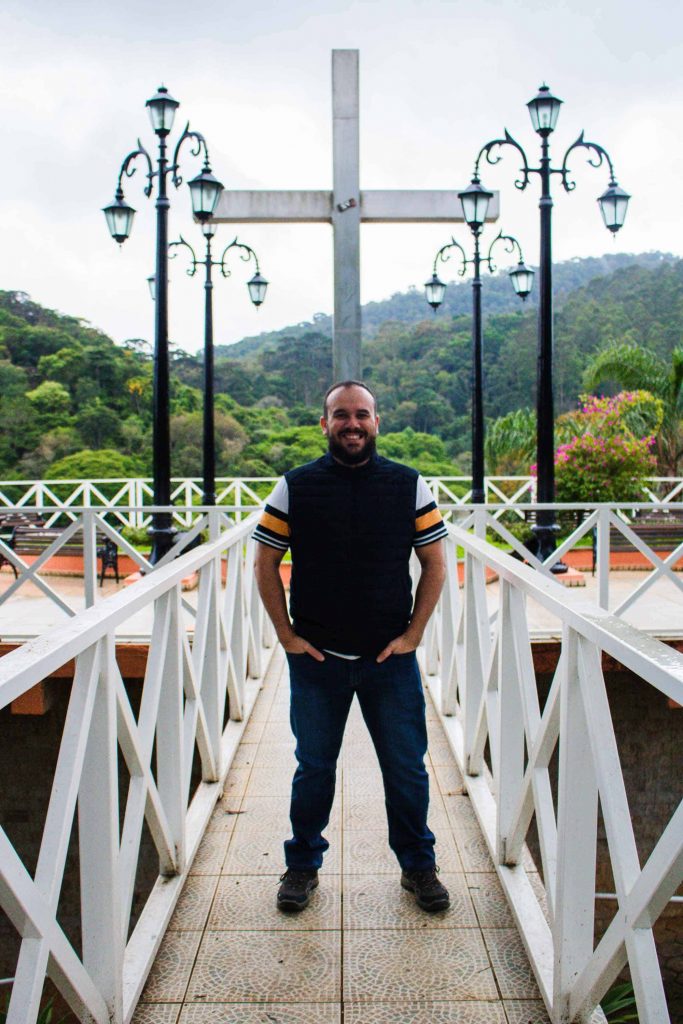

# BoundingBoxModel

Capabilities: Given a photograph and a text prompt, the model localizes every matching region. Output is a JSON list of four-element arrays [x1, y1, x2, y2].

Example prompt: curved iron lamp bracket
[[168, 235, 199, 277], [117, 139, 154, 197], [474, 129, 534, 191], [220, 237, 261, 279], [433, 236, 469, 277], [484, 230, 524, 274], [171, 122, 212, 188], [560, 130, 617, 192]]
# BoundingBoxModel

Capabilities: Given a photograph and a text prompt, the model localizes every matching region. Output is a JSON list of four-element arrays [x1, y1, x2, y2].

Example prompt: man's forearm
[[405, 560, 446, 643], [254, 557, 295, 643]]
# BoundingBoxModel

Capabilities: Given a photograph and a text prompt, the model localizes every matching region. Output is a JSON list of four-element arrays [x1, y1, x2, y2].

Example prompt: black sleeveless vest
[[285, 453, 418, 656]]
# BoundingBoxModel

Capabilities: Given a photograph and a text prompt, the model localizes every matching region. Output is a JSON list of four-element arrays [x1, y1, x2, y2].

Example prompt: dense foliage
[[209, 254, 683, 463], [549, 392, 659, 502], [0, 252, 681, 482]]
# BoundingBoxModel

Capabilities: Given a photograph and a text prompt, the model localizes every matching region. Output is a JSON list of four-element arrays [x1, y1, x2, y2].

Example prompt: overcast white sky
[[0, 0, 681, 354]]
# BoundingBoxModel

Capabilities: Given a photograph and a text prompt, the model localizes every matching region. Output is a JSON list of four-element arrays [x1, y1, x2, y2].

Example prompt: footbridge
[[0, 500, 681, 1022]]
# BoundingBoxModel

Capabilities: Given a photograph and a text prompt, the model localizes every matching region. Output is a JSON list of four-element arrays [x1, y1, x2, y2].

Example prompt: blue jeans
[[284, 650, 436, 872]]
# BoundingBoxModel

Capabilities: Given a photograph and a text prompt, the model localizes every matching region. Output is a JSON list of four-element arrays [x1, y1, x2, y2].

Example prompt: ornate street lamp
[[103, 85, 224, 562], [169, 227, 268, 506], [473, 85, 629, 566], [425, 229, 533, 504]]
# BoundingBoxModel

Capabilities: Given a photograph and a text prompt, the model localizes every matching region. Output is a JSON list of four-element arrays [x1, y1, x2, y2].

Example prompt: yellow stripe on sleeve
[[259, 511, 291, 537], [415, 507, 442, 532]]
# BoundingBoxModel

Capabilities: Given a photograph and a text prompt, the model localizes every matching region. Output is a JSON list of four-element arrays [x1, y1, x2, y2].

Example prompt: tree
[[583, 342, 683, 474], [75, 399, 122, 449], [48, 449, 145, 479], [170, 411, 249, 476], [378, 428, 458, 475], [17, 427, 82, 478], [485, 408, 536, 475], [26, 380, 72, 432]]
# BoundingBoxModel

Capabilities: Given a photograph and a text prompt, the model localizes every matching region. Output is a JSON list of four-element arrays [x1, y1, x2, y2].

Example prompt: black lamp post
[[103, 85, 224, 562], [425, 228, 533, 505], [473, 84, 629, 565], [169, 227, 268, 506]]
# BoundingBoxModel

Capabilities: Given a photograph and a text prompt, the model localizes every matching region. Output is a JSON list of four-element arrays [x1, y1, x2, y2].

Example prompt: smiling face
[[321, 384, 379, 466]]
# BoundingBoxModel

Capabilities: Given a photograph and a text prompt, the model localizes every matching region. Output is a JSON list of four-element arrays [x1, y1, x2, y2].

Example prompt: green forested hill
[[0, 252, 681, 479], [210, 256, 683, 453], [219, 250, 675, 361]]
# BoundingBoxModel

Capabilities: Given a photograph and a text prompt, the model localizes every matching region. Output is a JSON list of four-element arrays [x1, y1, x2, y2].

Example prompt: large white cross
[[212, 49, 499, 379]]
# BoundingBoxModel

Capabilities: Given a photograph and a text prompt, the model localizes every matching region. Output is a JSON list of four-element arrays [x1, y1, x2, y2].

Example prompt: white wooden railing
[[420, 522, 683, 1023], [0, 476, 681, 528], [0, 506, 232, 618], [0, 512, 274, 1024], [447, 502, 683, 616], [1, 505, 681, 1020], [1, 502, 680, 625], [0, 478, 274, 528]]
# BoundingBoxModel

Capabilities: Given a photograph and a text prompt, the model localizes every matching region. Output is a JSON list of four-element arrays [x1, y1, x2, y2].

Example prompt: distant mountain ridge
[[217, 251, 676, 361]]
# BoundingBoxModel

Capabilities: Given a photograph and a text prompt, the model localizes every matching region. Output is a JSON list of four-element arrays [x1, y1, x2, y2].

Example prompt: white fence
[[427, 476, 683, 509], [0, 479, 274, 529], [0, 476, 681, 528], [0, 507, 233, 618], [449, 502, 683, 616], [0, 512, 275, 1023], [421, 523, 683, 1023], [1, 502, 681, 625]]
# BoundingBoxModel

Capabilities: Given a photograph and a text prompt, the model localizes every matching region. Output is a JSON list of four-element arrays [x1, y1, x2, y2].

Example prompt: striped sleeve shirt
[[253, 474, 447, 551]]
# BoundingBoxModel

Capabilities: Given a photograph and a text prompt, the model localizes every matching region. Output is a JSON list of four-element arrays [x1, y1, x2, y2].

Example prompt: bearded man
[[253, 380, 449, 913]]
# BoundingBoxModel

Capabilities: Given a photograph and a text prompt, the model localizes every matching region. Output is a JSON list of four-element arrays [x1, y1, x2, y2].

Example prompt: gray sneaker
[[277, 869, 319, 912], [401, 866, 450, 912]]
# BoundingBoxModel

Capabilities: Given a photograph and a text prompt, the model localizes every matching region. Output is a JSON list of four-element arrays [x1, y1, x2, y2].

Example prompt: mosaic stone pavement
[[134, 647, 551, 1024]]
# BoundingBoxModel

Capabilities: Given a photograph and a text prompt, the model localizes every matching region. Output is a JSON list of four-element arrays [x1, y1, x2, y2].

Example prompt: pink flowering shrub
[[554, 433, 656, 502], [533, 390, 661, 502]]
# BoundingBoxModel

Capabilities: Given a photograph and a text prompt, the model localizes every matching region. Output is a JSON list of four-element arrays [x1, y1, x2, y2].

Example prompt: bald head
[[322, 380, 377, 419]]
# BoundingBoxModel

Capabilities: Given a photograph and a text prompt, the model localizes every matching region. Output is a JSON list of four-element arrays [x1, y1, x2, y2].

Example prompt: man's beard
[[328, 433, 377, 466]]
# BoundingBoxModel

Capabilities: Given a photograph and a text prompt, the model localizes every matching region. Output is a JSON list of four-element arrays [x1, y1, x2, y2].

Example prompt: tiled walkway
[[133, 647, 551, 1023]]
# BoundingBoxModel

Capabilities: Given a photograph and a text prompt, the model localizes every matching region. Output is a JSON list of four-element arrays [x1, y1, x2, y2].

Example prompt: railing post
[[208, 507, 221, 542], [423, 605, 439, 677], [439, 537, 461, 715], [195, 559, 223, 779], [473, 504, 487, 540], [223, 543, 246, 721], [495, 581, 525, 864], [82, 511, 98, 609], [596, 506, 610, 610], [245, 536, 263, 680], [157, 590, 186, 873], [78, 635, 123, 1023], [463, 552, 488, 773], [132, 481, 138, 528], [553, 627, 598, 1019]]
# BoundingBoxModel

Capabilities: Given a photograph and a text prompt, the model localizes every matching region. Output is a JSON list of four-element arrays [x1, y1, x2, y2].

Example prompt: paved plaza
[[131, 646, 550, 1023]]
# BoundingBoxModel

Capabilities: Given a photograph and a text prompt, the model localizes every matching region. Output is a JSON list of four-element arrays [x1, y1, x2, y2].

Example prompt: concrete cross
[[212, 49, 500, 379]]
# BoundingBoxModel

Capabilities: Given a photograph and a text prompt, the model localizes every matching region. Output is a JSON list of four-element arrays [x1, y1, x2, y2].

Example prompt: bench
[[8, 525, 120, 586], [0, 513, 46, 577], [0, 511, 45, 530], [591, 513, 683, 573]]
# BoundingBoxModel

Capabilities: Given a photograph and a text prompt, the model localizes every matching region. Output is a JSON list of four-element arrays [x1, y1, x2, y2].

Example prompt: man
[[253, 380, 449, 913]]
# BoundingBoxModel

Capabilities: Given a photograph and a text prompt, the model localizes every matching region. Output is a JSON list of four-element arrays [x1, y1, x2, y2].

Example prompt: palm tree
[[583, 342, 683, 475], [484, 407, 536, 475]]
